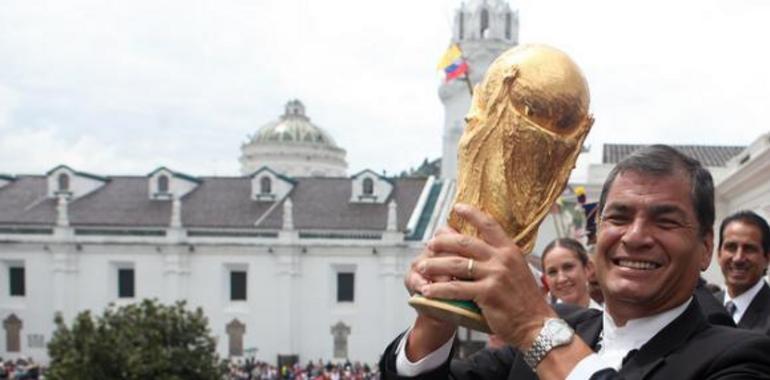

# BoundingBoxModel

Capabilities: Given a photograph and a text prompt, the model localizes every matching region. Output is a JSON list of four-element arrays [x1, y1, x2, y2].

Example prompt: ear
[[585, 259, 596, 278], [699, 230, 714, 271]]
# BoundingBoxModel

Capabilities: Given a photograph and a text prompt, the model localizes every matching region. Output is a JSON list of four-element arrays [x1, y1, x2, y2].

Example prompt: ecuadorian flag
[[437, 44, 468, 82]]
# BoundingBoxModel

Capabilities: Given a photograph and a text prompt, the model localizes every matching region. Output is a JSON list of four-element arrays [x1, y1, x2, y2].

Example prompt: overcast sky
[[1, 0, 768, 177]]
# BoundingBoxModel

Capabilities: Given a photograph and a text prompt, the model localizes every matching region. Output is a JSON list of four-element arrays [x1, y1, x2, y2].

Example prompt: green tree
[[47, 299, 226, 380]]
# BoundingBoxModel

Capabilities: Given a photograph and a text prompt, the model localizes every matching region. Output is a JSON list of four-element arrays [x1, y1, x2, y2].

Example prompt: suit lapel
[[618, 299, 708, 380], [738, 283, 770, 330], [716, 290, 725, 304], [576, 313, 604, 350]]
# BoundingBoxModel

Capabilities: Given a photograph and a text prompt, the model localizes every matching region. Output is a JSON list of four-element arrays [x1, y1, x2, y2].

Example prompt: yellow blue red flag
[[437, 44, 468, 82]]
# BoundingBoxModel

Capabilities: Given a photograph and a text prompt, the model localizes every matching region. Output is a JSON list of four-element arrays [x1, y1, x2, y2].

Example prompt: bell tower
[[439, 0, 518, 179]]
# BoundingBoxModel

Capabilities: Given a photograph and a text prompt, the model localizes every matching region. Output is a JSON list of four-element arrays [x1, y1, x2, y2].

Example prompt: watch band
[[522, 330, 553, 369], [522, 318, 574, 370]]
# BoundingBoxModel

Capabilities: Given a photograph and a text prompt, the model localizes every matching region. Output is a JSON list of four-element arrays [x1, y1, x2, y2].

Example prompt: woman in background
[[541, 237, 601, 310]]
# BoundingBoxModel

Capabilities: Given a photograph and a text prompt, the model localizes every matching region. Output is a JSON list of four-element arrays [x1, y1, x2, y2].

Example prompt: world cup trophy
[[409, 44, 594, 332]]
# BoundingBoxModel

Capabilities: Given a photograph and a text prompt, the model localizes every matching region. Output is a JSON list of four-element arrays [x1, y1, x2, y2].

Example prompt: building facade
[[0, 106, 455, 365]]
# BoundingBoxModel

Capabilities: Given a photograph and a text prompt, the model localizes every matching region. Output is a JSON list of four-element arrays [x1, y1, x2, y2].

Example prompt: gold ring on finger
[[467, 258, 475, 279]]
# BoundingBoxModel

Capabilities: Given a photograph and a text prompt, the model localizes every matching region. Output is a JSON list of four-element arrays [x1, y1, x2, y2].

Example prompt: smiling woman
[[541, 237, 595, 309]]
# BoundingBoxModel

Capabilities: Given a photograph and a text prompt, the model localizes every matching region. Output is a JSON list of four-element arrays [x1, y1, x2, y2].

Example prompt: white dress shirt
[[723, 278, 766, 324], [396, 298, 692, 378], [567, 298, 691, 378], [395, 327, 455, 376]]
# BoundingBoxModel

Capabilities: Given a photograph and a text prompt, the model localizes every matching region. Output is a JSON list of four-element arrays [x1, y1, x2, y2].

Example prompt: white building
[[0, 101, 455, 365]]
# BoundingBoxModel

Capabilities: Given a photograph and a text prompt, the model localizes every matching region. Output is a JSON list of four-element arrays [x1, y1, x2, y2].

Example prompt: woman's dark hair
[[540, 237, 589, 269]]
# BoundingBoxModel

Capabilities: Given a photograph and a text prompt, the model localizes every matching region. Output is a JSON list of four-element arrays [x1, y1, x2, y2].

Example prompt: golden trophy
[[409, 44, 594, 332]]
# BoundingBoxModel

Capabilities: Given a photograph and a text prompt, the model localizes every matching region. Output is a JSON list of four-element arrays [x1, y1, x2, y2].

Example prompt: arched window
[[157, 175, 169, 193], [480, 9, 489, 37], [505, 12, 512, 40], [260, 177, 272, 194], [57, 173, 70, 191], [362, 178, 374, 195]]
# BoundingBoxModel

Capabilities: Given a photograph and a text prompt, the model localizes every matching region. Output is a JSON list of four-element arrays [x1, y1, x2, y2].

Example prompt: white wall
[[0, 237, 420, 365]]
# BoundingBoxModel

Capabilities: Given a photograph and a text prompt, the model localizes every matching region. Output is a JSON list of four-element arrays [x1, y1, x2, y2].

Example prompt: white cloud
[[0, 126, 120, 174], [0, 0, 768, 176], [0, 84, 19, 130]]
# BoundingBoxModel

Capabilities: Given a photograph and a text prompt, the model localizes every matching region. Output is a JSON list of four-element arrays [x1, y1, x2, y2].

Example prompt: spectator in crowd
[[0, 357, 41, 380], [540, 237, 601, 310], [716, 210, 770, 333], [227, 357, 378, 380]]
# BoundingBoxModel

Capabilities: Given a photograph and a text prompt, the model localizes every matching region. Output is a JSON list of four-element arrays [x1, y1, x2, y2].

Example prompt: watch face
[[546, 319, 574, 344]]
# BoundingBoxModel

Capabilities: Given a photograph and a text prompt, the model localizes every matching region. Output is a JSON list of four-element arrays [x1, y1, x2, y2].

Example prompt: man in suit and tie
[[717, 210, 770, 334], [379, 145, 770, 379]]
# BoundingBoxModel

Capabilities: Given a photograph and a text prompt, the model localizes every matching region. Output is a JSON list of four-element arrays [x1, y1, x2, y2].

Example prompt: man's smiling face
[[595, 170, 713, 324], [718, 220, 768, 298]]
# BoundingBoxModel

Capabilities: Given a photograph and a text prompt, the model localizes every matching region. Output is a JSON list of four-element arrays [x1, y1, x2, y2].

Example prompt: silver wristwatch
[[522, 318, 575, 370]]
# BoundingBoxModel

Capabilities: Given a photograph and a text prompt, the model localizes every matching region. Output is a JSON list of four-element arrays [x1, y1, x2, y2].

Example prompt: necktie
[[725, 300, 737, 317]]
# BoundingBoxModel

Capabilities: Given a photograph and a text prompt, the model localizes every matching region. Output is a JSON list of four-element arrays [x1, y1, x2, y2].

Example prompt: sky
[[0, 0, 768, 177]]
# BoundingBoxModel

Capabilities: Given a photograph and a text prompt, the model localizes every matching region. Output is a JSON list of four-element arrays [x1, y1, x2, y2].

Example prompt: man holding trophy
[[379, 44, 770, 379]]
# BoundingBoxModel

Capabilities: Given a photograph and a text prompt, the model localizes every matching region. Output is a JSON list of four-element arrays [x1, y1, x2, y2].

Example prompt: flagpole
[[459, 42, 474, 96], [462, 72, 473, 96]]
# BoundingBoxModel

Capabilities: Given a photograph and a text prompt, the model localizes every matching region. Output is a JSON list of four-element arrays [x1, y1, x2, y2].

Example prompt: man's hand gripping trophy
[[408, 44, 594, 332]]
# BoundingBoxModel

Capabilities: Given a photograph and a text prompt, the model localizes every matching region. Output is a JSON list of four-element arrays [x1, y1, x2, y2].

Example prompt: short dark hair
[[597, 145, 714, 236], [541, 237, 589, 269], [718, 210, 770, 256]]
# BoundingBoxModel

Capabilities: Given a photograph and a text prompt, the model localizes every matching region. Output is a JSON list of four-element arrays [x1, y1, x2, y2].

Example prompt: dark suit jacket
[[379, 299, 770, 379], [695, 277, 735, 327], [719, 281, 770, 335]]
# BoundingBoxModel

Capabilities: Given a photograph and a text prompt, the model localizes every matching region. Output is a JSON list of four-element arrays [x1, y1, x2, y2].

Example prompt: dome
[[250, 100, 340, 149], [239, 99, 348, 177]]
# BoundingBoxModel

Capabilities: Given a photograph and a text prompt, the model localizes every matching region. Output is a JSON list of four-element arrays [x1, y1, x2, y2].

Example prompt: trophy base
[[408, 295, 491, 333]]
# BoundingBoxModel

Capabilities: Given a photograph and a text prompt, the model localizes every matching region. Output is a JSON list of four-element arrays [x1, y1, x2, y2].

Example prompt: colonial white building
[[0, 101, 455, 365]]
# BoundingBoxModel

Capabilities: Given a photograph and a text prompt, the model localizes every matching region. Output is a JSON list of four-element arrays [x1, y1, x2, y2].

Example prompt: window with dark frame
[[57, 173, 70, 191], [230, 270, 247, 301], [118, 268, 135, 298], [158, 175, 169, 193], [337, 272, 354, 302], [505, 12, 512, 40], [480, 8, 489, 35], [9, 267, 24, 297], [260, 177, 272, 194], [458, 12, 464, 40], [362, 178, 374, 195]]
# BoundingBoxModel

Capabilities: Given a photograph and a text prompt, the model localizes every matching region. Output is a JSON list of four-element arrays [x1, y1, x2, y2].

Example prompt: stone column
[[275, 249, 301, 356]]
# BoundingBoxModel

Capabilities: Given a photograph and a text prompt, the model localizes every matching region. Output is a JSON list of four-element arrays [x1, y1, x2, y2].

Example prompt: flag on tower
[[437, 44, 468, 82]]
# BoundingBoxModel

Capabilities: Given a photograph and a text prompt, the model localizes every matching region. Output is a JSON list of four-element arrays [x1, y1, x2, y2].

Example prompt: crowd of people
[[0, 357, 42, 379], [227, 358, 379, 380], [0, 355, 379, 380]]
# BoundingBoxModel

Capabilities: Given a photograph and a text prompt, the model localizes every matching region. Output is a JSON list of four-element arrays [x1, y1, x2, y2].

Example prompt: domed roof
[[250, 100, 340, 149]]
